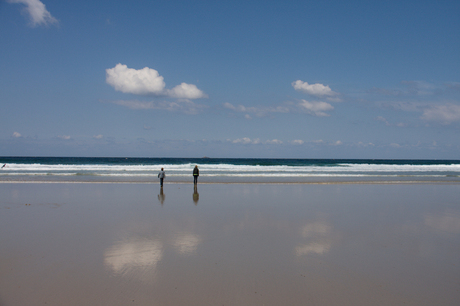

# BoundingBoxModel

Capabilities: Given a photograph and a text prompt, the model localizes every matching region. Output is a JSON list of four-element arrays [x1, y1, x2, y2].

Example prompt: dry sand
[[1, 183, 459, 305]]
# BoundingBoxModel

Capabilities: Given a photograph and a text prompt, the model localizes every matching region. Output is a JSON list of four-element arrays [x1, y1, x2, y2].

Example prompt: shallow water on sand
[[1, 183, 459, 305]]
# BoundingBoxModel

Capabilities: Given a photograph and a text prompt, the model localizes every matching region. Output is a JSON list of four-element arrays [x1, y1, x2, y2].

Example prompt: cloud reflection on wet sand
[[296, 221, 334, 256], [104, 232, 202, 278], [104, 239, 164, 275]]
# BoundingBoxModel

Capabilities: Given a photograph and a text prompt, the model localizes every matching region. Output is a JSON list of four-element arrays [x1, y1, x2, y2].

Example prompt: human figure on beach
[[193, 165, 199, 184], [1, 164, 5, 169], [193, 185, 199, 205], [158, 187, 165, 205], [158, 168, 165, 187]]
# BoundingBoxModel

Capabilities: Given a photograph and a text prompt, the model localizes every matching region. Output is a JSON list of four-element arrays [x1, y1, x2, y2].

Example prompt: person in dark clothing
[[193, 165, 199, 184], [158, 168, 165, 187]]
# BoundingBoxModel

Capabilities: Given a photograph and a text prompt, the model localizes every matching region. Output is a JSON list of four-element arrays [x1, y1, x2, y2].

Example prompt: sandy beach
[[1, 182, 459, 305]]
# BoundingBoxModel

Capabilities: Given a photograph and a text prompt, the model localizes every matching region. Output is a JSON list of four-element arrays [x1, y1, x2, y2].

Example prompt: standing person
[[158, 168, 165, 187], [193, 165, 199, 184]]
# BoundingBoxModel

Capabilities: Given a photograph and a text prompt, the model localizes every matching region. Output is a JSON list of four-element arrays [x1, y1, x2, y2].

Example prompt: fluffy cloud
[[109, 99, 207, 115], [12, 132, 22, 138], [106, 64, 207, 99], [106, 64, 166, 95], [298, 100, 334, 117], [292, 80, 340, 100], [420, 104, 460, 124], [167, 83, 208, 99], [8, 0, 58, 27]]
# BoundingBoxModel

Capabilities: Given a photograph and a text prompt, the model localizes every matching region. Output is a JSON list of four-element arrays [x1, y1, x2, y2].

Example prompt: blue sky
[[1, 0, 459, 159]]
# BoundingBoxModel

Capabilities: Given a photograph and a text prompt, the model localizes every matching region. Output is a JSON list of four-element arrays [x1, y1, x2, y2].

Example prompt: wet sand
[[1, 182, 459, 305]]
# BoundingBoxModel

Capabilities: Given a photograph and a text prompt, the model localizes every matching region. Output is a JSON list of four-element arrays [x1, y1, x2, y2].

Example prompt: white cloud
[[57, 135, 71, 140], [109, 99, 207, 115], [106, 64, 207, 99], [167, 83, 208, 99], [298, 100, 334, 117], [93, 135, 103, 139], [420, 104, 460, 124], [12, 132, 22, 138], [8, 0, 58, 27], [224, 81, 340, 119], [292, 80, 340, 100], [292, 139, 304, 145], [106, 64, 166, 95]]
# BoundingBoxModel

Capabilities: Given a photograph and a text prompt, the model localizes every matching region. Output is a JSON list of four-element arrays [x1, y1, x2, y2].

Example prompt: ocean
[[1, 157, 459, 183]]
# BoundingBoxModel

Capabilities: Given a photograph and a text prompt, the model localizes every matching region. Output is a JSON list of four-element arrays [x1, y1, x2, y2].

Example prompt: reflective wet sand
[[1, 183, 459, 305]]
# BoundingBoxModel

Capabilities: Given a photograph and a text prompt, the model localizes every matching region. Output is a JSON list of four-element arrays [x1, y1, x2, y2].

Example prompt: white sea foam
[[1, 162, 459, 178]]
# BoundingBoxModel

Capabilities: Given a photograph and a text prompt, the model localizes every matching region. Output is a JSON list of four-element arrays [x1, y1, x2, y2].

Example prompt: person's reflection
[[158, 187, 165, 205], [193, 185, 199, 205]]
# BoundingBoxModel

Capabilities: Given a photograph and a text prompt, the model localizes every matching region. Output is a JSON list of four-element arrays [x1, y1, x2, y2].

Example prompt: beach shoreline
[[1, 175, 459, 184]]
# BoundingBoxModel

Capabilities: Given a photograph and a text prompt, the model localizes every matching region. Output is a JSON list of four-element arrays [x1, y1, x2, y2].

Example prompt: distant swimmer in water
[[1, 164, 5, 169]]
